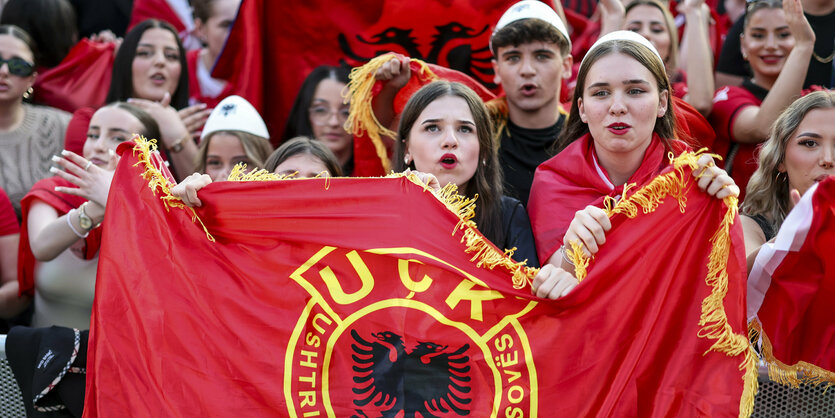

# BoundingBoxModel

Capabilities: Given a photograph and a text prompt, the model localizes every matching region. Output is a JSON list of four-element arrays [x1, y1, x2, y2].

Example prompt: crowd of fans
[[0, 0, 832, 414]]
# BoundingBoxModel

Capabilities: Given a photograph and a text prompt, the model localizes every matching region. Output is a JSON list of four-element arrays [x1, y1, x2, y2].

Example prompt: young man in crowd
[[487, 0, 573, 205], [372, 0, 572, 205]]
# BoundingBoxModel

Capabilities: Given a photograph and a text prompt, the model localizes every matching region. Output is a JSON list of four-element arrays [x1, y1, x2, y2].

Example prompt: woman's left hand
[[50, 150, 116, 209], [693, 154, 739, 199], [404, 169, 441, 192]]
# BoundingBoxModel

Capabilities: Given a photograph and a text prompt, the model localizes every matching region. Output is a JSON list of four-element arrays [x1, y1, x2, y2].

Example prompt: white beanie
[[491, 0, 571, 51], [201, 95, 270, 141]]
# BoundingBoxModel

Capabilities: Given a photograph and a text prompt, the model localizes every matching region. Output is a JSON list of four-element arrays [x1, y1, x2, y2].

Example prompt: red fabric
[[65, 108, 96, 156], [17, 177, 102, 297], [186, 49, 234, 108], [754, 177, 835, 370], [709, 85, 762, 200], [128, 0, 186, 32], [84, 140, 750, 417], [32, 39, 114, 113], [673, 95, 716, 152], [528, 133, 687, 262], [213, 0, 519, 148], [0, 188, 19, 235]]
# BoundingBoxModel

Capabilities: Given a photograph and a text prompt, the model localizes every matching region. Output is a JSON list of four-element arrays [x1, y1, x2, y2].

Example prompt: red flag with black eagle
[[212, 0, 520, 173], [83, 139, 755, 417], [748, 176, 835, 387]]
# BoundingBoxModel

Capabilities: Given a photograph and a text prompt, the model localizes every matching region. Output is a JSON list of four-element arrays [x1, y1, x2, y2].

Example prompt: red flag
[[33, 40, 114, 113], [84, 139, 755, 417], [213, 0, 519, 145], [748, 176, 835, 387]]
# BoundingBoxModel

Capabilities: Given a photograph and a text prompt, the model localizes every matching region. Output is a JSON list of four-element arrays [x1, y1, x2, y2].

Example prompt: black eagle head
[[413, 341, 448, 355], [433, 22, 489, 41], [367, 27, 416, 45], [373, 331, 404, 346]]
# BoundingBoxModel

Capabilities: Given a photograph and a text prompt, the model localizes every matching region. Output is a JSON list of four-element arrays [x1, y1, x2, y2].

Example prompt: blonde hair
[[194, 131, 274, 174], [742, 91, 835, 229]]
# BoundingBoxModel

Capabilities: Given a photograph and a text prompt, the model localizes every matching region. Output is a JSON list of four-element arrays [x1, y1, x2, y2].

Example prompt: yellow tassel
[[569, 150, 756, 417], [401, 173, 537, 289], [131, 136, 215, 242], [749, 319, 835, 390], [344, 54, 439, 174]]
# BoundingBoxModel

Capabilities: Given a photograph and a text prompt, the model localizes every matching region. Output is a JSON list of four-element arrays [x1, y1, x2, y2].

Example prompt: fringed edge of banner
[[749, 319, 835, 390], [345, 54, 439, 174], [400, 172, 538, 289], [567, 150, 757, 417], [131, 136, 215, 242]]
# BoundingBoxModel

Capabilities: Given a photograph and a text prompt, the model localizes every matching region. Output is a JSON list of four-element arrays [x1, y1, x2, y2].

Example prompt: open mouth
[[760, 55, 783, 64], [440, 153, 458, 168], [521, 84, 537, 95], [815, 174, 831, 182]]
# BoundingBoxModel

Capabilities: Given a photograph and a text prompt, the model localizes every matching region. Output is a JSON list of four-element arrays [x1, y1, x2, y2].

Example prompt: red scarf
[[17, 177, 102, 296], [528, 133, 687, 262]]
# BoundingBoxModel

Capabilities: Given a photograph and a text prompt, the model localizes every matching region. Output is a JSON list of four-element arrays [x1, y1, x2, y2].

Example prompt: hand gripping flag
[[84, 139, 755, 417], [748, 176, 835, 388]]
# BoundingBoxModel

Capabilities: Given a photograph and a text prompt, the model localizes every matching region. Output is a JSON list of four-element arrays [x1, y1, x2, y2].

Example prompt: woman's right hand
[[784, 0, 815, 46], [374, 55, 411, 91], [171, 173, 213, 207], [563, 205, 611, 257], [128, 92, 191, 149], [531, 263, 579, 299]]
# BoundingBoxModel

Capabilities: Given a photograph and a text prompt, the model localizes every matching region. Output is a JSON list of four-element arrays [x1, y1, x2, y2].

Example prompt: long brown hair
[[556, 39, 677, 153], [393, 81, 505, 246], [742, 91, 835, 229]]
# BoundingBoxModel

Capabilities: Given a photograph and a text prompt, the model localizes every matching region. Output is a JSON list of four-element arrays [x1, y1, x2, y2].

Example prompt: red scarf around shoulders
[[528, 133, 688, 262]]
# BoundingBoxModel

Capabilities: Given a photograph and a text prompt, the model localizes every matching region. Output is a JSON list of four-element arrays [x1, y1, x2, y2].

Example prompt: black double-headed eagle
[[350, 329, 472, 418]]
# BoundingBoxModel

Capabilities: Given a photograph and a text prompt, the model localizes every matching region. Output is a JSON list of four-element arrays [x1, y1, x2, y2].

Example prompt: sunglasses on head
[[0, 56, 35, 77]]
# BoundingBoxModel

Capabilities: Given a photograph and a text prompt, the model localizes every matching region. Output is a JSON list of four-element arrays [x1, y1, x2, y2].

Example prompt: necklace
[[812, 49, 835, 64]]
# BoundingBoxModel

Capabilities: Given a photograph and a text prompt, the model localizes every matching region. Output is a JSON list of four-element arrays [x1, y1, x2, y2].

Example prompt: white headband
[[580, 30, 664, 68], [491, 0, 571, 51]]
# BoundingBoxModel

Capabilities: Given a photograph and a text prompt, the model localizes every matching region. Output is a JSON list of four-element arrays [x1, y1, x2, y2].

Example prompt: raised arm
[[678, 0, 715, 116], [731, 0, 815, 143]]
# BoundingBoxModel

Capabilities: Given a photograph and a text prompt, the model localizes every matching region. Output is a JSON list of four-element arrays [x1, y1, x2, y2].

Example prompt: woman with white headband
[[526, 31, 739, 299]]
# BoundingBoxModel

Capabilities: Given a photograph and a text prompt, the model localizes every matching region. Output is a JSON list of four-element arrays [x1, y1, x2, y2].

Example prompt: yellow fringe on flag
[[567, 150, 757, 417], [344, 54, 439, 174], [400, 172, 538, 289], [749, 319, 835, 389], [131, 136, 215, 242]]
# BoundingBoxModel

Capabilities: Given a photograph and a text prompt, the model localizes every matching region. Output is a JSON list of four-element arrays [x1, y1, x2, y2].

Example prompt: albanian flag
[[748, 176, 835, 387], [213, 0, 521, 145], [84, 139, 755, 417]]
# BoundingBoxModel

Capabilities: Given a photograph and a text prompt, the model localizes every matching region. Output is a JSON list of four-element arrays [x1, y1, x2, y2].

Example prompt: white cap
[[201, 95, 270, 141], [581, 30, 664, 68], [491, 0, 571, 51]]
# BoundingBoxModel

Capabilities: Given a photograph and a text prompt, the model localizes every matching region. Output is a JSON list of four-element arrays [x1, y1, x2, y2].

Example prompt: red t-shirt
[[708, 80, 766, 201], [0, 188, 19, 236]]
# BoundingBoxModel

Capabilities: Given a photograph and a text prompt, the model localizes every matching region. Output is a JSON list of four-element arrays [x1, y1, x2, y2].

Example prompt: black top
[[498, 115, 565, 206], [499, 196, 540, 268], [749, 213, 777, 242], [716, 9, 835, 89], [70, 0, 132, 37]]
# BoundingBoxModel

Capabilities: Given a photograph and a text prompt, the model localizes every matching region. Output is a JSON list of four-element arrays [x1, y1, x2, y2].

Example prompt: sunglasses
[[0, 56, 35, 77]]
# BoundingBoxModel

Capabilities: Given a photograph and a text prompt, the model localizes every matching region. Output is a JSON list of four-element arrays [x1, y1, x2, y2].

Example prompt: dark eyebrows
[[796, 131, 822, 139], [420, 118, 475, 125]]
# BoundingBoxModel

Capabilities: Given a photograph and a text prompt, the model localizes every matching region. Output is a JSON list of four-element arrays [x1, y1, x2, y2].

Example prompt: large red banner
[[84, 140, 754, 417], [213, 0, 518, 142]]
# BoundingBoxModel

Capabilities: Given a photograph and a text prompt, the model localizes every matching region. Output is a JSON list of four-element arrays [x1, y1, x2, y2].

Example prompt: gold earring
[[23, 87, 33, 99]]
